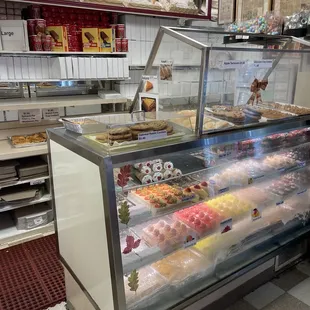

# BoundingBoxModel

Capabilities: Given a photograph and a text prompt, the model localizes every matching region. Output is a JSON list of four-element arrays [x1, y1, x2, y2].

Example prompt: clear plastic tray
[[133, 216, 193, 255], [124, 266, 168, 310], [173, 203, 221, 237], [151, 248, 207, 285]]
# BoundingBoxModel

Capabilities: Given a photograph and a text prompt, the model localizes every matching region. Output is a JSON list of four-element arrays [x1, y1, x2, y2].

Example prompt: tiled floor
[[226, 260, 310, 310]]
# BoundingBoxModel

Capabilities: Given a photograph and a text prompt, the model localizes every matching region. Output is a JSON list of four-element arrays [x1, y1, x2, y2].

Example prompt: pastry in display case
[[49, 121, 310, 310], [49, 29, 310, 310]]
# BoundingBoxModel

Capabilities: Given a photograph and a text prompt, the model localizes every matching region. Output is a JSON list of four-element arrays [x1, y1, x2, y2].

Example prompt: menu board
[[273, 0, 310, 16], [236, 0, 271, 21], [218, 0, 235, 24]]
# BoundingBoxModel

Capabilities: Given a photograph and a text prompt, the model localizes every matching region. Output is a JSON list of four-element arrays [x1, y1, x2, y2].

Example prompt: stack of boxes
[[0, 0, 25, 20], [25, 4, 129, 53], [0, 56, 129, 80]]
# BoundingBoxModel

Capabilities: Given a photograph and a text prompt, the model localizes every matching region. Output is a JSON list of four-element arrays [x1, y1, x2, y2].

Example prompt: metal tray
[[8, 137, 47, 149], [61, 117, 108, 134]]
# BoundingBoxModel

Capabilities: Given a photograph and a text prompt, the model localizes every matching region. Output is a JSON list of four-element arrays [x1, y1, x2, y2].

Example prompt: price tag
[[138, 130, 167, 141], [34, 216, 44, 225], [252, 60, 273, 68], [251, 207, 262, 221], [19, 109, 41, 124], [220, 218, 232, 234], [222, 60, 246, 69], [218, 187, 229, 194], [30, 179, 45, 186], [297, 189, 307, 195], [183, 233, 197, 248], [42, 108, 60, 120]]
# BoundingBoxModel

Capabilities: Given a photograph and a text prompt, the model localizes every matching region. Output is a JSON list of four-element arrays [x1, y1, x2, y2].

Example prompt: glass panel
[[203, 47, 310, 134], [114, 126, 310, 310]]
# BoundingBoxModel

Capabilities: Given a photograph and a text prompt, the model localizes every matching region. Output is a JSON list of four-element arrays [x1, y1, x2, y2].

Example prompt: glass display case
[[49, 119, 310, 310], [131, 28, 310, 135], [48, 29, 310, 310]]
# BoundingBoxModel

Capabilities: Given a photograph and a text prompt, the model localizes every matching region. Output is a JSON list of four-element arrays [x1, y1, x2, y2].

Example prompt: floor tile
[[297, 260, 310, 277], [263, 293, 310, 310], [289, 277, 310, 306], [244, 282, 285, 310], [272, 268, 308, 291], [225, 300, 256, 310]]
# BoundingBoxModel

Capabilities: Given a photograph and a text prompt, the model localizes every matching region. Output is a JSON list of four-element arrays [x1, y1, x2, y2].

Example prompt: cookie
[[149, 120, 168, 131], [108, 126, 131, 135], [130, 123, 153, 131], [96, 133, 109, 142], [108, 132, 132, 141], [166, 125, 173, 134]]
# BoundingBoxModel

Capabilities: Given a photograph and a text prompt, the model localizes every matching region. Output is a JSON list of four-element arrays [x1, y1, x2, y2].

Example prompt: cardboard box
[[47, 26, 68, 52], [58, 57, 67, 79], [72, 57, 79, 79], [34, 57, 43, 79], [123, 58, 129, 78], [90, 58, 97, 79], [6, 57, 14, 79], [118, 58, 123, 78], [21, 57, 29, 79], [82, 28, 100, 52], [65, 57, 73, 79], [112, 58, 118, 78], [13, 57, 21, 79], [107, 58, 113, 78], [27, 57, 35, 79], [99, 28, 115, 53], [85, 58, 91, 79], [0, 57, 7, 80], [41, 57, 49, 79], [0, 20, 29, 51], [78, 57, 85, 79], [101, 58, 108, 79]]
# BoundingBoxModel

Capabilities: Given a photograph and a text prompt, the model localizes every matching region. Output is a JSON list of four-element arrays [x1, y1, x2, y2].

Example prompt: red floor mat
[[0, 235, 65, 310]]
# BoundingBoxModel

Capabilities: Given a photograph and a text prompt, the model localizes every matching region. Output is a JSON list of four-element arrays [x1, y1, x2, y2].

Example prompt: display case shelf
[[119, 165, 310, 274]]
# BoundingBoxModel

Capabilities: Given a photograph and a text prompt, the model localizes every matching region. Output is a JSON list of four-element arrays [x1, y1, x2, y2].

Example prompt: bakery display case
[[49, 114, 310, 310], [132, 28, 310, 135]]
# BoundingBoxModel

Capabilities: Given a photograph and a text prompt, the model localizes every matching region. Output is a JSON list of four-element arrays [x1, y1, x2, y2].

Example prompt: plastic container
[[124, 266, 168, 310], [151, 249, 206, 284], [174, 203, 221, 237], [14, 203, 53, 230]]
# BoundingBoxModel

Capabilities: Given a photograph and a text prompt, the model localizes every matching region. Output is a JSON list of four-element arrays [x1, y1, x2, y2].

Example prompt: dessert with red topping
[[191, 184, 209, 199], [142, 219, 193, 254], [174, 204, 221, 236]]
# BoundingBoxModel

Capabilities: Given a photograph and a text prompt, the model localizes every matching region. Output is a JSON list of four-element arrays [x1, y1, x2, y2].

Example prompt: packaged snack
[[47, 26, 68, 52], [99, 28, 115, 52], [82, 28, 100, 52]]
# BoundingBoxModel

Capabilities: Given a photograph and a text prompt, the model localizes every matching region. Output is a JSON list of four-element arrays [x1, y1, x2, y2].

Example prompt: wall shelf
[[10, 0, 211, 20], [0, 212, 54, 249], [0, 95, 128, 111]]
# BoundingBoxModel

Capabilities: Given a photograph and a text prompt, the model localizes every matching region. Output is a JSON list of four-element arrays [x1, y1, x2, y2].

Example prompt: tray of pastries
[[9, 132, 47, 148], [261, 102, 310, 116], [174, 110, 234, 132], [86, 120, 190, 151]]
